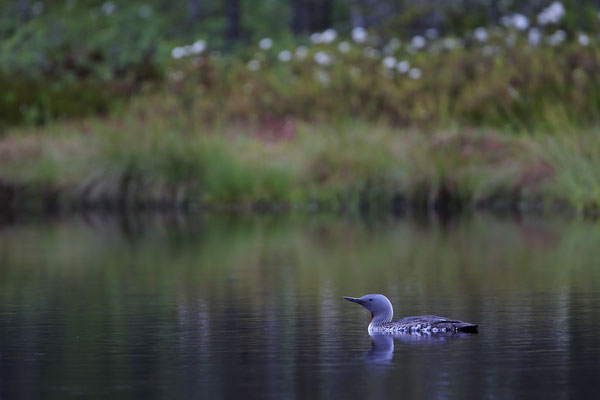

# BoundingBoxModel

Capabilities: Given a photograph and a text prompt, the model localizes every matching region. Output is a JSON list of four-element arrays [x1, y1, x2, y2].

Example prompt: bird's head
[[343, 294, 393, 325]]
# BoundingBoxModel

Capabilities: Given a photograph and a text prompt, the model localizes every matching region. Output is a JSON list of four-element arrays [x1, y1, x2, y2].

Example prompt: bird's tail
[[456, 323, 478, 333]]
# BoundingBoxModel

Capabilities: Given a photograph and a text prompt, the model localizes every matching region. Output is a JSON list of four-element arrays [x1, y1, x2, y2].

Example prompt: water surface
[[1, 214, 600, 398]]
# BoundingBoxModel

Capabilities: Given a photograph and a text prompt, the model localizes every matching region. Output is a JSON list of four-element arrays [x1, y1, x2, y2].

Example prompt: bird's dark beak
[[343, 296, 365, 304]]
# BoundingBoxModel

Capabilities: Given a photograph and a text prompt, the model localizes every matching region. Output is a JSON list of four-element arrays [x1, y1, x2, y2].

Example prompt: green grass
[[3, 105, 600, 214]]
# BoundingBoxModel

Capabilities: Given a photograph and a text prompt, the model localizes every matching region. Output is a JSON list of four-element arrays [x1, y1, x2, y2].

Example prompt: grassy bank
[[5, 25, 600, 215], [2, 102, 600, 215], [4, 6, 600, 217]]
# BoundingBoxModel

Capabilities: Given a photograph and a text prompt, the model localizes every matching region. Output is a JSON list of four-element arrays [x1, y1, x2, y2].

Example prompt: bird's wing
[[395, 315, 461, 324]]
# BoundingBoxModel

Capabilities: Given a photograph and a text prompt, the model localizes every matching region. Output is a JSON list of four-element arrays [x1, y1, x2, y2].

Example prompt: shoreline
[[2, 116, 600, 218], [0, 168, 595, 219]]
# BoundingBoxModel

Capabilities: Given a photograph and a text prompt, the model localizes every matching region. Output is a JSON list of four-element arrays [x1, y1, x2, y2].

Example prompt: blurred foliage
[[1, 0, 600, 126], [0, 0, 169, 125], [167, 36, 600, 130], [3, 107, 600, 214]]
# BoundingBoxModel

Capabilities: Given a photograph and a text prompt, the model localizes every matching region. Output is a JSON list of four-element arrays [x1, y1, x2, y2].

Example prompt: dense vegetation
[[2, 1, 600, 215], [3, 107, 600, 215], [2, 0, 600, 125]]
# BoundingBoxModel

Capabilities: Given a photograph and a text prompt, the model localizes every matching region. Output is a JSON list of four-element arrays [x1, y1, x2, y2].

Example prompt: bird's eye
[[369, 298, 373, 301]]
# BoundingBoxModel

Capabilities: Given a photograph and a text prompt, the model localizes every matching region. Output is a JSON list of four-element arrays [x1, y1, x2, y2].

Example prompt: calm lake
[[1, 213, 600, 398]]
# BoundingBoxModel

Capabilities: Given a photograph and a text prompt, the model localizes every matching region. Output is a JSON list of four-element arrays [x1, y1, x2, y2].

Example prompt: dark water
[[1, 214, 600, 399]]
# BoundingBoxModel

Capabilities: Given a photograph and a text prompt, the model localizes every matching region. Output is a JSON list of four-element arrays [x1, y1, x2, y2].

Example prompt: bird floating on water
[[343, 294, 478, 334]]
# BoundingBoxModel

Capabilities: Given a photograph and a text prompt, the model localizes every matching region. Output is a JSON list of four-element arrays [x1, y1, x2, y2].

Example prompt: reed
[[3, 109, 600, 214]]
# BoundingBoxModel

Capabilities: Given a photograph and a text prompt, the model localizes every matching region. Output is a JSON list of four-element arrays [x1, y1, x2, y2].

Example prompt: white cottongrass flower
[[411, 35, 427, 50], [408, 68, 422, 80], [442, 38, 460, 50], [191, 40, 206, 54], [578, 33, 590, 46], [259, 38, 273, 50], [315, 70, 331, 86], [310, 33, 322, 44], [396, 60, 410, 73], [537, 2, 566, 26], [425, 28, 439, 39], [101, 2, 116, 15], [474, 27, 488, 42], [351, 27, 368, 43], [172, 44, 203, 58], [295, 46, 308, 59], [548, 30, 566, 46], [278, 50, 292, 62], [171, 46, 186, 59], [337, 41, 351, 53], [382, 56, 397, 69], [321, 29, 338, 43], [512, 14, 529, 30], [528, 28, 542, 46], [314, 51, 333, 66], [501, 14, 529, 31], [247, 59, 261, 71]]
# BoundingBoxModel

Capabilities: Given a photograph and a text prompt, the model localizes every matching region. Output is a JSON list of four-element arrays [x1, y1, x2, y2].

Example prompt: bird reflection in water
[[365, 332, 477, 364], [366, 334, 395, 364]]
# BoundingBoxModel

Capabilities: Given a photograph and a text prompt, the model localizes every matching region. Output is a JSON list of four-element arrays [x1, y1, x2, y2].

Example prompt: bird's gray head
[[343, 294, 393, 325]]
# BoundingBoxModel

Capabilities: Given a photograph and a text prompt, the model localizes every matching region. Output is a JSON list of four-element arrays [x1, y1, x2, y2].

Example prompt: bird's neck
[[369, 308, 393, 326]]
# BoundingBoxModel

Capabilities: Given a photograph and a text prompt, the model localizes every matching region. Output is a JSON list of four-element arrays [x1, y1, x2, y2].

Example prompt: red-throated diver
[[343, 294, 478, 334]]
